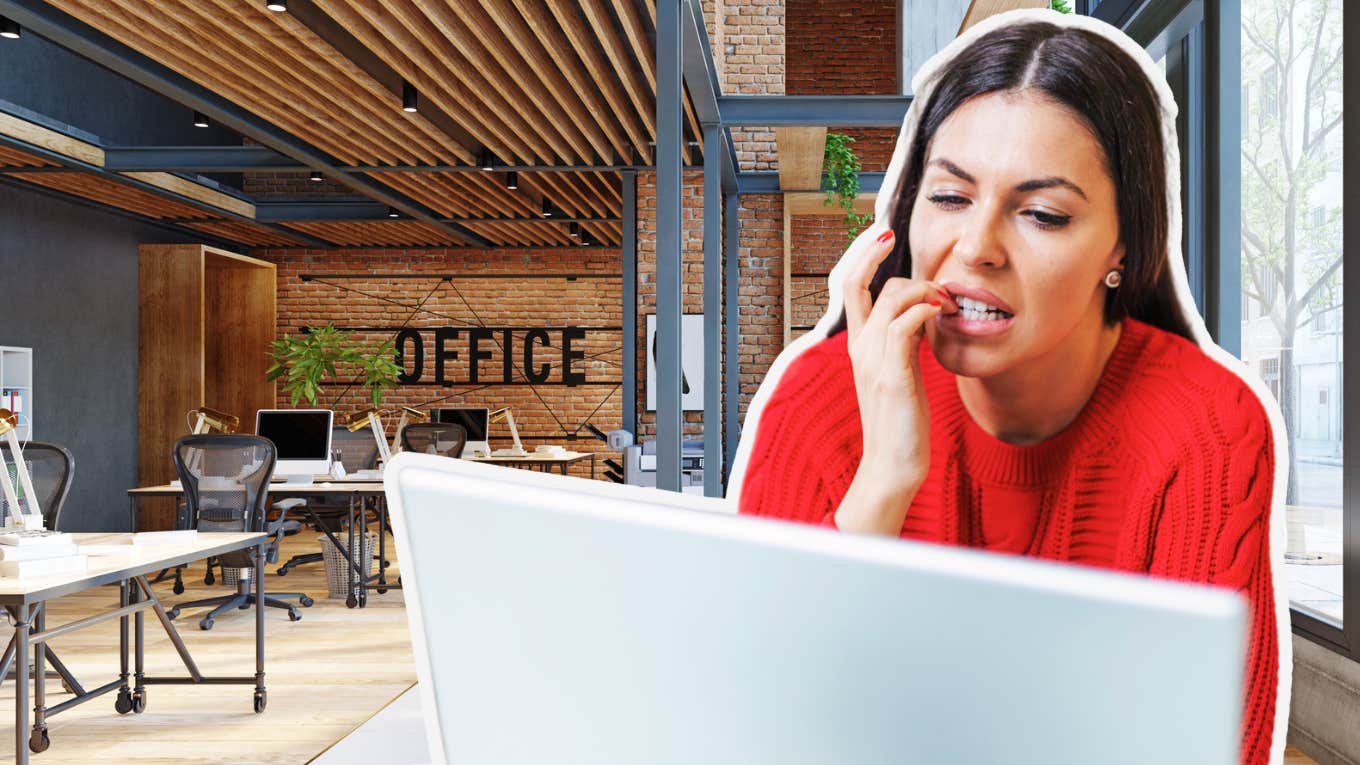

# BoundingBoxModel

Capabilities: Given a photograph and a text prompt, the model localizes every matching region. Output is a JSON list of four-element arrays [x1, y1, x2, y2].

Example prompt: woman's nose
[[951, 211, 1008, 270]]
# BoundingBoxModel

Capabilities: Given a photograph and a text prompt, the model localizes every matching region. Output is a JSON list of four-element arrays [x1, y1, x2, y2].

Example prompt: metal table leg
[[31, 604, 47, 752], [117, 580, 131, 713], [14, 603, 30, 765], [346, 496, 360, 609], [133, 578, 145, 711], [254, 540, 266, 712]]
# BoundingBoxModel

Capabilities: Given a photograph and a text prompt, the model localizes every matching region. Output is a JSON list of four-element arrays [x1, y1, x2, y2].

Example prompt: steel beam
[[681, 0, 739, 192], [702, 125, 723, 497], [719, 95, 912, 127], [622, 170, 638, 439], [1203, 0, 1240, 354], [656, 0, 684, 492], [0, 0, 492, 248], [723, 193, 740, 489], [737, 171, 886, 194], [103, 146, 297, 172]]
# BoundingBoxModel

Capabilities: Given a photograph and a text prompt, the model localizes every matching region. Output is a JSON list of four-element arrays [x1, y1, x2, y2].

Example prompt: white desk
[[0, 532, 268, 765]]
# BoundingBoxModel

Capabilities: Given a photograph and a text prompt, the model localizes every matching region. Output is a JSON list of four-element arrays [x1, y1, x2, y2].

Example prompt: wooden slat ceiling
[[279, 220, 468, 247], [46, 0, 699, 242], [0, 145, 57, 168], [11, 171, 214, 220], [181, 220, 308, 247]]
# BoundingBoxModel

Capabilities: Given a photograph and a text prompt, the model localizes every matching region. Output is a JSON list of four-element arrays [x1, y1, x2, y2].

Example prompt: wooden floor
[[0, 531, 1328, 764], [0, 532, 415, 764]]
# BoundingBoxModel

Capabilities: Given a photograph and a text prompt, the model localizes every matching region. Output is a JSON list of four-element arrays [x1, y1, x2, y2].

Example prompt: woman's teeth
[[954, 295, 1013, 321]]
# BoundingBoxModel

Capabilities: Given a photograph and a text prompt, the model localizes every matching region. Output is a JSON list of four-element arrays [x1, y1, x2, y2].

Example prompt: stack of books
[[0, 529, 86, 578]]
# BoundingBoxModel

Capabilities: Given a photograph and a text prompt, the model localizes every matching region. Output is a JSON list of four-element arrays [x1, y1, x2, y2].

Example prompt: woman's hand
[[834, 225, 953, 535]]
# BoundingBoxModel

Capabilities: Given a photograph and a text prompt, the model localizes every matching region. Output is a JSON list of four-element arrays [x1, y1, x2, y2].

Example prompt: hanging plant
[[266, 324, 401, 408], [1050, 0, 1073, 13], [823, 132, 874, 242]]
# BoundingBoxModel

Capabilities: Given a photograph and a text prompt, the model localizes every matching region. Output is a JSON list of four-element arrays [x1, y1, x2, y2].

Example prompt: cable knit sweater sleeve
[[1148, 380, 1278, 765], [738, 338, 854, 528]]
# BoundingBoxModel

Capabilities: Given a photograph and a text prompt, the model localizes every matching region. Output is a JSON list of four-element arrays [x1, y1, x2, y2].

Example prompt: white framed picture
[[645, 314, 704, 412]]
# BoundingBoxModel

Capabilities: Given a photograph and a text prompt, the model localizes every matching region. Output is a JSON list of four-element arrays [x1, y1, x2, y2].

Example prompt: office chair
[[276, 425, 380, 577], [3, 442, 74, 530], [401, 423, 467, 458], [165, 434, 313, 630]]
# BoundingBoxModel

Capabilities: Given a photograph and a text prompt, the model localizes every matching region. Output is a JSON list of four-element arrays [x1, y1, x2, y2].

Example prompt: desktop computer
[[255, 409, 333, 484], [431, 408, 489, 458]]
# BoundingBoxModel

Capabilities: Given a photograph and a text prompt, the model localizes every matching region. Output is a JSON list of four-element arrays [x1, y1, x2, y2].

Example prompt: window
[[1241, 0, 1344, 627]]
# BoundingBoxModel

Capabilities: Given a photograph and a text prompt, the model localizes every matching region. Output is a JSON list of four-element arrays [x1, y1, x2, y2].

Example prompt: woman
[[731, 10, 1289, 765]]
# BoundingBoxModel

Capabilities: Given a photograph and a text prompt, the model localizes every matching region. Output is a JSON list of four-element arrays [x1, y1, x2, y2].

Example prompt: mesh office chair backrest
[[173, 435, 275, 568], [0, 442, 74, 530], [330, 425, 380, 472], [402, 423, 467, 459]]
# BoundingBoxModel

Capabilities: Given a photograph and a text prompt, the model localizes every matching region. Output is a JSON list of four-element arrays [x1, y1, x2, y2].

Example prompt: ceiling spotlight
[[579, 231, 592, 246], [540, 198, 553, 218], [192, 111, 210, 128], [569, 222, 580, 238], [0, 17, 20, 39], [479, 150, 496, 172], [401, 81, 418, 113], [387, 207, 401, 218], [265, 0, 287, 11], [504, 171, 518, 190], [309, 171, 323, 182]]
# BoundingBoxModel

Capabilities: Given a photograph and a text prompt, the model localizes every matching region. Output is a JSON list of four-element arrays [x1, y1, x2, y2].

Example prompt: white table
[[0, 532, 268, 764]]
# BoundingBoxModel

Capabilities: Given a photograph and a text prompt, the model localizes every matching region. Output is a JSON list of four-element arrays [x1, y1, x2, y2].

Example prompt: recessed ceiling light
[[309, 171, 323, 182], [388, 207, 401, 218], [265, 0, 287, 12]]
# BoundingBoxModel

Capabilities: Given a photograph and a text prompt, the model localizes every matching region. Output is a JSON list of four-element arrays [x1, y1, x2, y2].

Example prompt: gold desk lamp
[[489, 407, 528, 457], [0, 408, 40, 528], [186, 406, 239, 435], [347, 408, 393, 467], [389, 406, 429, 455]]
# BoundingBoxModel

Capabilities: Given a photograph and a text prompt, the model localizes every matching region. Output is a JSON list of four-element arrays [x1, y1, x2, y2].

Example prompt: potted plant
[[266, 324, 401, 408]]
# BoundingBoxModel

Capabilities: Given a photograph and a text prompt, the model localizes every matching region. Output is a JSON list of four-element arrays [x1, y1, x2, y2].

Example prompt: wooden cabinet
[[138, 245, 276, 529]]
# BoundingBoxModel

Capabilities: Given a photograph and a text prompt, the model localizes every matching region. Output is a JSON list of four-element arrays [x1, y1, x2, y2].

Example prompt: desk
[[465, 451, 597, 477], [0, 532, 266, 765], [128, 483, 390, 609]]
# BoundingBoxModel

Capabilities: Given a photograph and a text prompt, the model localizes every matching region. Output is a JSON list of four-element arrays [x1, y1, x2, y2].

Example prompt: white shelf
[[0, 347, 32, 441]]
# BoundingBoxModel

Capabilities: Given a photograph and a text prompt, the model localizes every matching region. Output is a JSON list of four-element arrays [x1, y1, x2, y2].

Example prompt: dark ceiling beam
[[254, 200, 621, 224], [283, 0, 482, 158], [736, 171, 885, 194], [681, 0, 738, 192], [0, 0, 493, 248], [103, 147, 652, 173], [719, 95, 913, 127], [0, 132, 336, 249], [104, 145, 300, 172]]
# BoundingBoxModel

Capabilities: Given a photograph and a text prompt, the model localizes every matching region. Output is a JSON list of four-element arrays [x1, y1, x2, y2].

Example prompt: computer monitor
[[384, 453, 1247, 765], [255, 409, 333, 483], [431, 408, 489, 457]]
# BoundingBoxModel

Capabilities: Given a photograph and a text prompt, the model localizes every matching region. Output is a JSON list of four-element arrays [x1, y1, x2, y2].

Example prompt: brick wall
[[712, 0, 784, 171], [259, 248, 625, 480], [786, 0, 897, 96], [735, 194, 784, 426], [244, 172, 354, 198], [789, 215, 846, 333]]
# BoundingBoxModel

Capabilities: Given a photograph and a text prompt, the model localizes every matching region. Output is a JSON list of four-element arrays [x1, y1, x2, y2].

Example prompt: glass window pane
[[1240, 0, 1344, 624]]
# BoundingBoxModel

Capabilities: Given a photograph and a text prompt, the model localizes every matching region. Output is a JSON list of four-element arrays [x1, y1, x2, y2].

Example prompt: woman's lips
[[936, 310, 1015, 337]]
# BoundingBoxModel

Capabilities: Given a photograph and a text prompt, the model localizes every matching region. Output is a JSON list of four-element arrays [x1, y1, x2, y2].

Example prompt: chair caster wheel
[[376, 587, 388, 595], [299, 595, 314, 607], [28, 728, 49, 753], [173, 580, 185, 595], [131, 691, 147, 714], [239, 602, 250, 610], [288, 609, 302, 622], [346, 594, 358, 609], [166, 607, 181, 620], [204, 572, 215, 585], [115, 689, 133, 715], [277, 568, 289, 577], [199, 618, 215, 631], [253, 690, 267, 713]]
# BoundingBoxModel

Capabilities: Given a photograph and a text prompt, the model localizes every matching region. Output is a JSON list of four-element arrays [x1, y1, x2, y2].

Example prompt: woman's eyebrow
[[927, 158, 1088, 201]]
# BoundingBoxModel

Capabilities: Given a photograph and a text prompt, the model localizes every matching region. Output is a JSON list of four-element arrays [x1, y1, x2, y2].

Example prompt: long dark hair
[[829, 20, 1193, 341]]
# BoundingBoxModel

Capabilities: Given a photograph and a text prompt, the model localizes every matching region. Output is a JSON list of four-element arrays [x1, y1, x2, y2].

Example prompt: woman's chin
[[926, 326, 1012, 378]]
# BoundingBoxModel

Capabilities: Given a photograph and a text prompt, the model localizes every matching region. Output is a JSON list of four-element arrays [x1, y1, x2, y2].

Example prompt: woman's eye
[[1025, 210, 1071, 230], [927, 193, 967, 209]]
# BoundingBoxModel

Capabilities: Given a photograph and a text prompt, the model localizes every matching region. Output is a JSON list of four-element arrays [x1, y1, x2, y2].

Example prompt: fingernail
[[875, 229, 894, 244], [927, 299, 941, 307]]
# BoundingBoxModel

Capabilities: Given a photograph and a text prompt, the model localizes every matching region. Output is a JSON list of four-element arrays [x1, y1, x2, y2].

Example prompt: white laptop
[[383, 452, 1246, 765]]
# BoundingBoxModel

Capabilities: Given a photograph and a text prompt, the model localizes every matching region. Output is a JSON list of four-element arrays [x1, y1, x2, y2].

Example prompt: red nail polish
[[875, 229, 894, 244], [927, 299, 941, 307]]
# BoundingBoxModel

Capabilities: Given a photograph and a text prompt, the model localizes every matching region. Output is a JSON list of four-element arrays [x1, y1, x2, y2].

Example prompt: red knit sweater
[[738, 318, 1278, 765]]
